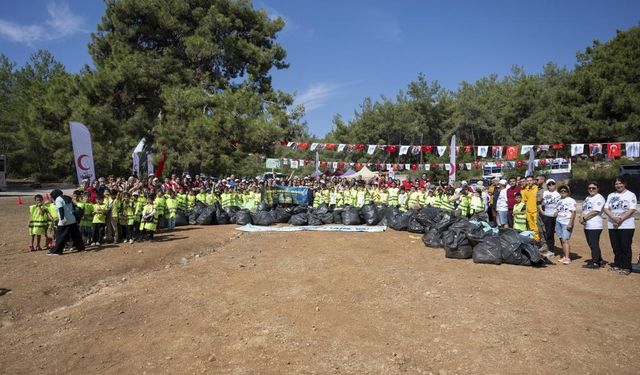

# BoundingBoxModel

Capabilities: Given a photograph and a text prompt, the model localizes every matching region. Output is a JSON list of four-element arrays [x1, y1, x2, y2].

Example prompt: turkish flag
[[298, 143, 309, 151], [320, 161, 327, 169], [422, 145, 433, 153], [506, 145, 518, 159], [386, 145, 398, 154], [355, 144, 366, 151], [608, 143, 622, 158], [355, 163, 362, 170], [325, 143, 336, 151], [337, 162, 344, 169], [464, 145, 472, 153], [552, 143, 565, 150], [411, 164, 417, 171]]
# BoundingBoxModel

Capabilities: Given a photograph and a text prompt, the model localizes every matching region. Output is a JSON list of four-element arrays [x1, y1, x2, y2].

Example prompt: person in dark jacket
[[48, 189, 85, 255]]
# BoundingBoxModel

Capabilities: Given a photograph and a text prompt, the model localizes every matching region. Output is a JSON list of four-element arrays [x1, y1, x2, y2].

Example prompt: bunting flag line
[[277, 140, 640, 160]]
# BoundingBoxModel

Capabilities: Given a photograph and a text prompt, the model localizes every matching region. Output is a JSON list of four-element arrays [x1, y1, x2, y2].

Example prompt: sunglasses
[[547, 182, 555, 186], [559, 190, 569, 193], [588, 186, 597, 190]]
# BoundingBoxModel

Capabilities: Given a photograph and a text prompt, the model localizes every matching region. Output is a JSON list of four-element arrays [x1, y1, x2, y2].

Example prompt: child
[[555, 186, 576, 265], [139, 194, 157, 241], [28, 194, 48, 251], [91, 194, 108, 246], [513, 192, 527, 231], [165, 190, 178, 231], [118, 192, 133, 243], [154, 189, 167, 230], [398, 186, 408, 212], [43, 195, 58, 249], [187, 189, 197, 210], [78, 192, 94, 244]]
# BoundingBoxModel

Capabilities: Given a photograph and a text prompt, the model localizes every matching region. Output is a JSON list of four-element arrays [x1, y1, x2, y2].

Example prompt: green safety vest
[[93, 203, 107, 224], [441, 196, 455, 211], [176, 194, 187, 211], [140, 204, 158, 231], [513, 202, 527, 230], [458, 196, 471, 217], [388, 188, 399, 206], [470, 196, 485, 214], [221, 193, 233, 208], [29, 205, 49, 234], [78, 202, 94, 228], [166, 198, 178, 219]]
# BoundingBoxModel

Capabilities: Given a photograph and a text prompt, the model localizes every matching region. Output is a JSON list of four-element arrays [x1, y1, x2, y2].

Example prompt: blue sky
[[1, 1, 639, 137]]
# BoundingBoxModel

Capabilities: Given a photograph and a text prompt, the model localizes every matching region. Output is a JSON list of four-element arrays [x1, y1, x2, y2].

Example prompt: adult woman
[[604, 177, 637, 275], [580, 182, 606, 269], [495, 179, 509, 228], [555, 185, 576, 265]]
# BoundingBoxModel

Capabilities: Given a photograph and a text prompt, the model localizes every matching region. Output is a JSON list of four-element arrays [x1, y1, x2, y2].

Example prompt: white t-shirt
[[496, 189, 508, 212], [556, 197, 576, 225], [605, 190, 637, 229], [582, 193, 605, 230], [542, 190, 561, 217]]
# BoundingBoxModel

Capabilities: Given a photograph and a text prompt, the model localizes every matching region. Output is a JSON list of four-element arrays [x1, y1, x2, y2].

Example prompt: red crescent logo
[[611, 145, 618, 152], [449, 163, 456, 176], [77, 154, 90, 171]]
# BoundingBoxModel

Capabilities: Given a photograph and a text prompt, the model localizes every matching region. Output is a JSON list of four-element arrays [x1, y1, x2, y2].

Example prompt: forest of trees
[[0, 0, 638, 181]]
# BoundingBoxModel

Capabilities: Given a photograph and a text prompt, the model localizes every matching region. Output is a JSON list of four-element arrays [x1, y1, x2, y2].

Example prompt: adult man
[[521, 176, 540, 240], [540, 178, 560, 256], [48, 189, 85, 255], [506, 176, 521, 228]]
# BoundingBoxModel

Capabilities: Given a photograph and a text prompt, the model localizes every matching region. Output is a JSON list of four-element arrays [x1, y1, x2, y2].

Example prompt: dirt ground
[[1, 197, 639, 375]]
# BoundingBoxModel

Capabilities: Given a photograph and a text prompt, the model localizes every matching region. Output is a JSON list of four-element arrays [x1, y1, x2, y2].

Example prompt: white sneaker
[[96, 242, 101, 246], [91, 242, 97, 246], [129, 239, 134, 244]]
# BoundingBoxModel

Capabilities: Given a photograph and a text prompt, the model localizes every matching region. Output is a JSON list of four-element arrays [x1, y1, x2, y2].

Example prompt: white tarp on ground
[[236, 224, 387, 233]]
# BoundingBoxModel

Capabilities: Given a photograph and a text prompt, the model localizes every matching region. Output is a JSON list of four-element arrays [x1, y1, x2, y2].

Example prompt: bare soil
[[1, 197, 639, 374]]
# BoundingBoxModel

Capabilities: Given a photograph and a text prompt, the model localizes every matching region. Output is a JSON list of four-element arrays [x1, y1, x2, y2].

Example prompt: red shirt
[[402, 181, 414, 190], [506, 185, 521, 210]]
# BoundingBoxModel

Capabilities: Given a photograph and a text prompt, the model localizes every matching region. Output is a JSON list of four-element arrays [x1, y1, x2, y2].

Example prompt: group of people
[[27, 172, 637, 274]]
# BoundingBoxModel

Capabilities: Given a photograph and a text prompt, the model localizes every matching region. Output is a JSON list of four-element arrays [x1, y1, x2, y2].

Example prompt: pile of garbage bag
[[176, 202, 545, 267]]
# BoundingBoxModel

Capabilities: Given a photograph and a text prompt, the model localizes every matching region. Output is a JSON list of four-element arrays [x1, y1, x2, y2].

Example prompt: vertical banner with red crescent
[[69, 121, 96, 184], [449, 135, 456, 185]]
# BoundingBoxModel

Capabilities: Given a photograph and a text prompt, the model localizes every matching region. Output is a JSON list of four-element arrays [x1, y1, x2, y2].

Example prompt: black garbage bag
[[314, 204, 330, 215], [224, 206, 241, 224], [196, 204, 217, 225], [433, 214, 457, 234], [251, 210, 275, 226], [416, 207, 443, 226], [319, 212, 334, 224], [235, 209, 253, 225], [407, 217, 426, 233], [308, 211, 323, 226], [499, 229, 543, 266], [332, 209, 343, 224], [341, 206, 361, 225], [215, 206, 230, 225], [379, 206, 401, 226], [361, 204, 382, 225], [274, 207, 293, 223], [422, 228, 443, 248], [256, 202, 270, 212], [188, 202, 207, 225], [469, 212, 489, 222], [292, 205, 307, 215], [389, 210, 415, 231], [175, 210, 189, 226], [472, 236, 502, 264], [443, 227, 473, 259], [288, 212, 308, 226]]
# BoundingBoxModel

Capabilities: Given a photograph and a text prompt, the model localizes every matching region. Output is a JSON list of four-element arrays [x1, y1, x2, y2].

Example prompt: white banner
[[367, 145, 377, 155], [337, 144, 346, 152], [132, 138, 145, 177], [437, 146, 446, 157], [399, 145, 409, 155], [571, 144, 584, 156], [290, 160, 299, 169], [449, 135, 456, 185], [477, 146, 488, 157], [69, 121, 96, 184]]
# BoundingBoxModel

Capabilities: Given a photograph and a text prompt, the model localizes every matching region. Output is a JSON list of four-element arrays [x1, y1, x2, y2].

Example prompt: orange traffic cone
[[17, 196, 23, 205]]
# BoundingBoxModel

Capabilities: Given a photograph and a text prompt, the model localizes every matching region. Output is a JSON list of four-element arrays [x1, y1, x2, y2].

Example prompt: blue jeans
[[167, 217, 176, 231], [555, 221, 572, 240]]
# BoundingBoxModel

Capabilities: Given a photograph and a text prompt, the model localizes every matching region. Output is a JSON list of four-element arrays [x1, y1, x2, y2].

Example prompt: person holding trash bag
[[604, 177, 637, 275], [555, 185, 576, 265], [580, 181, 605, 269]]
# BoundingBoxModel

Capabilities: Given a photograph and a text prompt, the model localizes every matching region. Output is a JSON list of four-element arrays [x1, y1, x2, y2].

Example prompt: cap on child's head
[[515, 192, 522, 197]]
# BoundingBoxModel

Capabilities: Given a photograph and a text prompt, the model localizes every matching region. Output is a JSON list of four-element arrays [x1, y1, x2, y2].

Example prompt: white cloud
[[295, 81, 362, 112], [0, 2, 85, 44]]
